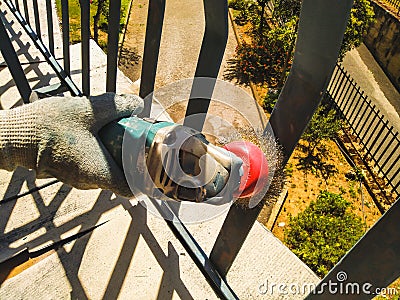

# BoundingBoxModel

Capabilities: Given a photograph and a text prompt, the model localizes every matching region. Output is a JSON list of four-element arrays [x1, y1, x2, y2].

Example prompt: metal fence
[[0, 0, 238, 298], [382, 0, 400, 15], [326, 63, 400, 199]]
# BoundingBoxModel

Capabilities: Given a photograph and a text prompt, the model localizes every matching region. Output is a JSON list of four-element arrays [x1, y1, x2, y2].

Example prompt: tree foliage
[[302, 104, 342, 158], [227, 0, 375, 88], [340, 0, 375, 59], [285, 191, 364, 277], [225, 18, 297, 87]]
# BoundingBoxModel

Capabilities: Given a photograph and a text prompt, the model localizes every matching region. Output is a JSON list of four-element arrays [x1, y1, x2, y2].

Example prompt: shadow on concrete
[[0, 166, 194, 299]]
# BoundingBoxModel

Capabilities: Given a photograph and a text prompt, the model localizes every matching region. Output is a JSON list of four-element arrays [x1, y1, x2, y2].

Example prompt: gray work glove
[[0, 93, 143, 197]]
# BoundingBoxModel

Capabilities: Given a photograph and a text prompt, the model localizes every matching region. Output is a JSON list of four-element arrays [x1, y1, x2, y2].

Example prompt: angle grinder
[[99, 116, 269, 202]]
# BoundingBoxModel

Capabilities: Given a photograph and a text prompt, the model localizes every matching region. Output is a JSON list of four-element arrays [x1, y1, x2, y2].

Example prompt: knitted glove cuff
[[0, 105, 38, 171]]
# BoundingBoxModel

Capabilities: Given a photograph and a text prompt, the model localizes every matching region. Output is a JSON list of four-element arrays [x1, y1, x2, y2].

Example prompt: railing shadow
[[0, 8, 64, 107], [0, 166, 194, 299]]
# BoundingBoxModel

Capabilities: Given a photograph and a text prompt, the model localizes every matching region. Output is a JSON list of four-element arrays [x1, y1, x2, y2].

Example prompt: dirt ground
[[118, 0, 148, 83], [271, 139, 382, 241]]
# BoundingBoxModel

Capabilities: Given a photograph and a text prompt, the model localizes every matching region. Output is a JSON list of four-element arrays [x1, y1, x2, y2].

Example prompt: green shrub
[[284, 190, 364, 277]]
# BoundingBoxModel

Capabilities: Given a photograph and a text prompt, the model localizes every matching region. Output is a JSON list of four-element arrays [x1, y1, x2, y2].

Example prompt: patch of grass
[[55, 0, 131, 48]]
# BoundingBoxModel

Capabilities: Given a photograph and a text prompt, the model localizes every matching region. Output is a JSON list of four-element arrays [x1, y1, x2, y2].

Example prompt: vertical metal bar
[[380, 136, 399, 169], [336, 84, 353, 114], [362, 110, 379, 147], [14, 0, 20, 11], [347, 91, 364, 127], [183, 0, 229, 131], [210, 0, 354, 276], [388, 164, 400, 184], [61, 0, 70, 75], [4, 0, 82, 96], [106, 0, 121, 93], [139, 0, 166, 116], [81, 0, 90, 96], [306, 198, 400, 299], [371, 125, 393, 158], [330, 70, 346, 100], [342, 84, 359, 117], [335, 77, 352, 110], [359, 100, 374, 140], [22, 0, 30, 25], [32, 0, 41, 38], [350, 96, 367, 137], [46, 0, 54, 55], [0, 16, 31, 103], [383, 152, 400, 181], [326, 65, 339, 91], [367, 120, 388, 152]]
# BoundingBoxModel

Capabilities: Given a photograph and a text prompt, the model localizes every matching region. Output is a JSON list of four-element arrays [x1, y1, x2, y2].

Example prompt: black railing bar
[[183, 0, 229, 131], [348, 93, 367, 128], [106, 0, 121, 93], [14, 0, 20, 11], [150, 199, 239, 300], [21, 0, 29, 25], [341, 85, 359, 117], [210, 0, 354, 276], [366, 120, 389, 159], [362, 111, 380, 148], [330, 69, 347, 100], [138, 0, 166, 116], [338, 79, 356, 109], [32, 0, 41, 38], [352, 97, 368, 133], [81, 0, 90, 96], [391, 182, 400, 197], [0, 13, 31, 103], [336, 83, 355, 113], [346, 98, 362, 129], [336, 74, 352, 105], [355, 102, 371, 137], [358, 101, 374, 141], [326, 65, 340, 91], [358, 99, 374, 141], [380, 140, 399, 170], [348, 89, 365, 124], [388, 162, 400, 184], [371, 125, 394, 159], [45, 0, 54, 55], [4, 0, 82, 96], [60, 0, 70, 75]]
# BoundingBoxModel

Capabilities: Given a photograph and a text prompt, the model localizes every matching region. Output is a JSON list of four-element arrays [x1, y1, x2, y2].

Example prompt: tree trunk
[[258, 1, 266, 39], [93, 0, 105, 43]]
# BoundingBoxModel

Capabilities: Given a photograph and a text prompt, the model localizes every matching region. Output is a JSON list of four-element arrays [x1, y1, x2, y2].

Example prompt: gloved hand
[[0, 93, 143, 197]]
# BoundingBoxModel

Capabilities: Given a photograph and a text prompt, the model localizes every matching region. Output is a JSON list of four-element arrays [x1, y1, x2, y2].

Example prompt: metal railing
[[326, 63, 400, 199], [1, 0, 399, 299], [0, 0, 238, 298], [382, 0, 400, 15]]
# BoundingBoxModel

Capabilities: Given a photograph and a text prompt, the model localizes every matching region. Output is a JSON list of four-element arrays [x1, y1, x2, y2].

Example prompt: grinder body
[[99, 116, 244, 202]]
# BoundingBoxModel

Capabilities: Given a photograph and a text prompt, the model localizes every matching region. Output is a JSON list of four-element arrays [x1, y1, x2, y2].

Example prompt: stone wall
[[364, 1, 400, 92]]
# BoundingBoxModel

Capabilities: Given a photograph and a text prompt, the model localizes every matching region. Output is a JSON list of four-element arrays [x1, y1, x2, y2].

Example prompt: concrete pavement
[[342, 43, 400, 133]]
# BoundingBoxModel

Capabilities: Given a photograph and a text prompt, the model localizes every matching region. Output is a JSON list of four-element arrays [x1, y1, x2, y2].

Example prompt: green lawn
[[55, 0, 131, 49]]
